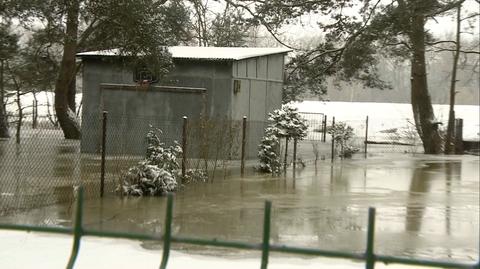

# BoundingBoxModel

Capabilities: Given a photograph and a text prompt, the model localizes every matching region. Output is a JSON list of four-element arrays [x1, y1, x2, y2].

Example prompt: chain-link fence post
[[293, 138, 298, 173], [182, 116, 188, 181], [364, 116, 369, 158], [283, 137, 289, 173], [241, 116, 247, 177], [100, 111, 108, 198], [323, 115, 327, 142], [331, 116, 335, 162]]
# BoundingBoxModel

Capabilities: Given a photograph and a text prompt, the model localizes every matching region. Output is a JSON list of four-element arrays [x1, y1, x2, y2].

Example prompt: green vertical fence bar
[[66, 187, 85, 269], [365, 207, 376, 269], [159, 193, 174, 269], [261, 201, 272, 269]]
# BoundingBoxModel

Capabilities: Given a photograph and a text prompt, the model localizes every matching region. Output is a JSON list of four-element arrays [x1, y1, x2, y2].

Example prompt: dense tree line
[[0, 0, 254, 139], [1, 0, 478, 154], [224, 0, 479, 154]]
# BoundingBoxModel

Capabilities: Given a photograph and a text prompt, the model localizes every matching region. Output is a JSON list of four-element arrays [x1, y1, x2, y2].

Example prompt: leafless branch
[[433, 48, 480, 54]]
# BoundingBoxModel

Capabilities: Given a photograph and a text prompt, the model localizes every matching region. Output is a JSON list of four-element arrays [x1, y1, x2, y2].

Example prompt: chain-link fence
[[0, 110, 463, 215], [288, 113, 425, 166], [0, 113, 267, 216]]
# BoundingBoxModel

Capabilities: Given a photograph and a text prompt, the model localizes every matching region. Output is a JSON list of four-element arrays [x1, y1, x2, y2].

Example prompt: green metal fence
[[0, 187, 478, 269]]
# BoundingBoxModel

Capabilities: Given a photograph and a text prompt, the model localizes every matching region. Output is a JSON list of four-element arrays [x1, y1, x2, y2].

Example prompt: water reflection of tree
[[53, 142, 77, 204], [405, 161, 461, 234], [444, 161, 461, 237], [405, 162, 440, 232]]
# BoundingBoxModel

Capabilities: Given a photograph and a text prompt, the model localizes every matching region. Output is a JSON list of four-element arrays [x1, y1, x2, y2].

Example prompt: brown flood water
[[2, 148, 478, 262]]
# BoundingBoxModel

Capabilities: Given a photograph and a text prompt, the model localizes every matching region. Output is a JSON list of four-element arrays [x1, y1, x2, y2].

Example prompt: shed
[[77, 46, 291, 157]]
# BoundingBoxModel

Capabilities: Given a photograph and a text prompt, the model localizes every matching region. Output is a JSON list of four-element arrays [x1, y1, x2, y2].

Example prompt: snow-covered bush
[[145, 127, 182, 173], [182, 169, 208, 184], [119, 126, 205, 196], [121, 161, 177, 196], [268, 104, 308, 139], [258, 127, 282, 174], [328, 122, 359, 158], [258, 104, 308, 173]]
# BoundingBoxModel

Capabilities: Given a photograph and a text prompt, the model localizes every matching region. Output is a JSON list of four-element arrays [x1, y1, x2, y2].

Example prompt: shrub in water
[[121, 161, 177, 196], [119, 126, 206, 196], [258, 127, 282, 174], [258, 104, 308, 174], [328, 122, 359, 158], [182, 169, 208, 184]]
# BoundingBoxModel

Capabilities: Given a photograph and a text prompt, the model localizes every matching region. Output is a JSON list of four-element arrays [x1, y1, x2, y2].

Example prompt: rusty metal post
[[364, 116, 369, 158], [293, 138, 298, 173], [100, 111, 107, 198], [323, 115, 328, 142], [32, 100, 35, 129], [182, 116, 188, 180], [241, 116, 247, 177], [283, 137, 289, 172], [331, 116, 335, 162], [454, 118, 463, 154], [0, 59, 4, 115]]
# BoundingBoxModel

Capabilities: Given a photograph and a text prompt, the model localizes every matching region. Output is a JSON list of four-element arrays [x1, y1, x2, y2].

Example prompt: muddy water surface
[[3, 153, 479, 262]]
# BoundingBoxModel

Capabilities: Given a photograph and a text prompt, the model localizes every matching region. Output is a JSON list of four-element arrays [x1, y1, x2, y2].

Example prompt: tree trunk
[[68, 75, 76, 112], [55, 0, 81, 139], [0, 60, 9, 138], [409, 13, 442, 154], [445, 5, 461, 154]]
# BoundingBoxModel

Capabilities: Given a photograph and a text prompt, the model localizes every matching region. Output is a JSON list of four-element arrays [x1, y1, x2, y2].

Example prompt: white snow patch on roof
[[76, 46, 292, 60]]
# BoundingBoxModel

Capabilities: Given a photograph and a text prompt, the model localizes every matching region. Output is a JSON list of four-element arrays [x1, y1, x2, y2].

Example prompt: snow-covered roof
[[76, 46, 292, 61]]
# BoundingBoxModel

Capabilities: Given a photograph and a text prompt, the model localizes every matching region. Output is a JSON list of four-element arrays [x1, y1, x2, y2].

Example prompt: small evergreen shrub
[[258, 127, 282, 174], [258, 104, 308, 174], [328, 122, 359, 158]]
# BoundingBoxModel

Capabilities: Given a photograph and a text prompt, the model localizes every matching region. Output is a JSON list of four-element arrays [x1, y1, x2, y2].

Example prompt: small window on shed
[[233, 80, 241, 94], [133, 64, 158, 84]]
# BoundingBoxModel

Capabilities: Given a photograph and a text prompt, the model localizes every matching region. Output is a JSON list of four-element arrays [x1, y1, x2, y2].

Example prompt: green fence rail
[[0, 187, 478, 269]]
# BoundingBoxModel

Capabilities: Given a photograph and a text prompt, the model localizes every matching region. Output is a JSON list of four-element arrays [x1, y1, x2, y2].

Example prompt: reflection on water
[[0, 139, 479, 262], [0, 137, 140, 214]]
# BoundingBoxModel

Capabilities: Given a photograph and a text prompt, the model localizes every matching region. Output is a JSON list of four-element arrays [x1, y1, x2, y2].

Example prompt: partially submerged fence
[[0, 114, 263, 215], [0, 187, 478, 269], [0, 111, 470, 215]]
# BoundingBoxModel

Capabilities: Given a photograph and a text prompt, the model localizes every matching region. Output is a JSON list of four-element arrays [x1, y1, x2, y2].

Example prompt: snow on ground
[[0, 230, 416, 269], [5, 92, 83, 119]]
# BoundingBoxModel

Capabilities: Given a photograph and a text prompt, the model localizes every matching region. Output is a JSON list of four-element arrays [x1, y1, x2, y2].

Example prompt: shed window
[[133, 65, 158, 84]]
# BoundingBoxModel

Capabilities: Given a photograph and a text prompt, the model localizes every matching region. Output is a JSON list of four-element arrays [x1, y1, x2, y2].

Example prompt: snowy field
[[0, 230, 417, 269], [294, 101, 480, 141]]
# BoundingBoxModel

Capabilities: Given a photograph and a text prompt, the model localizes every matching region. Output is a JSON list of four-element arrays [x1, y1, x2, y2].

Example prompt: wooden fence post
[[100, 111, 107, 198], [182, 116, 188, 180], [241, 116, 247, 177]]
